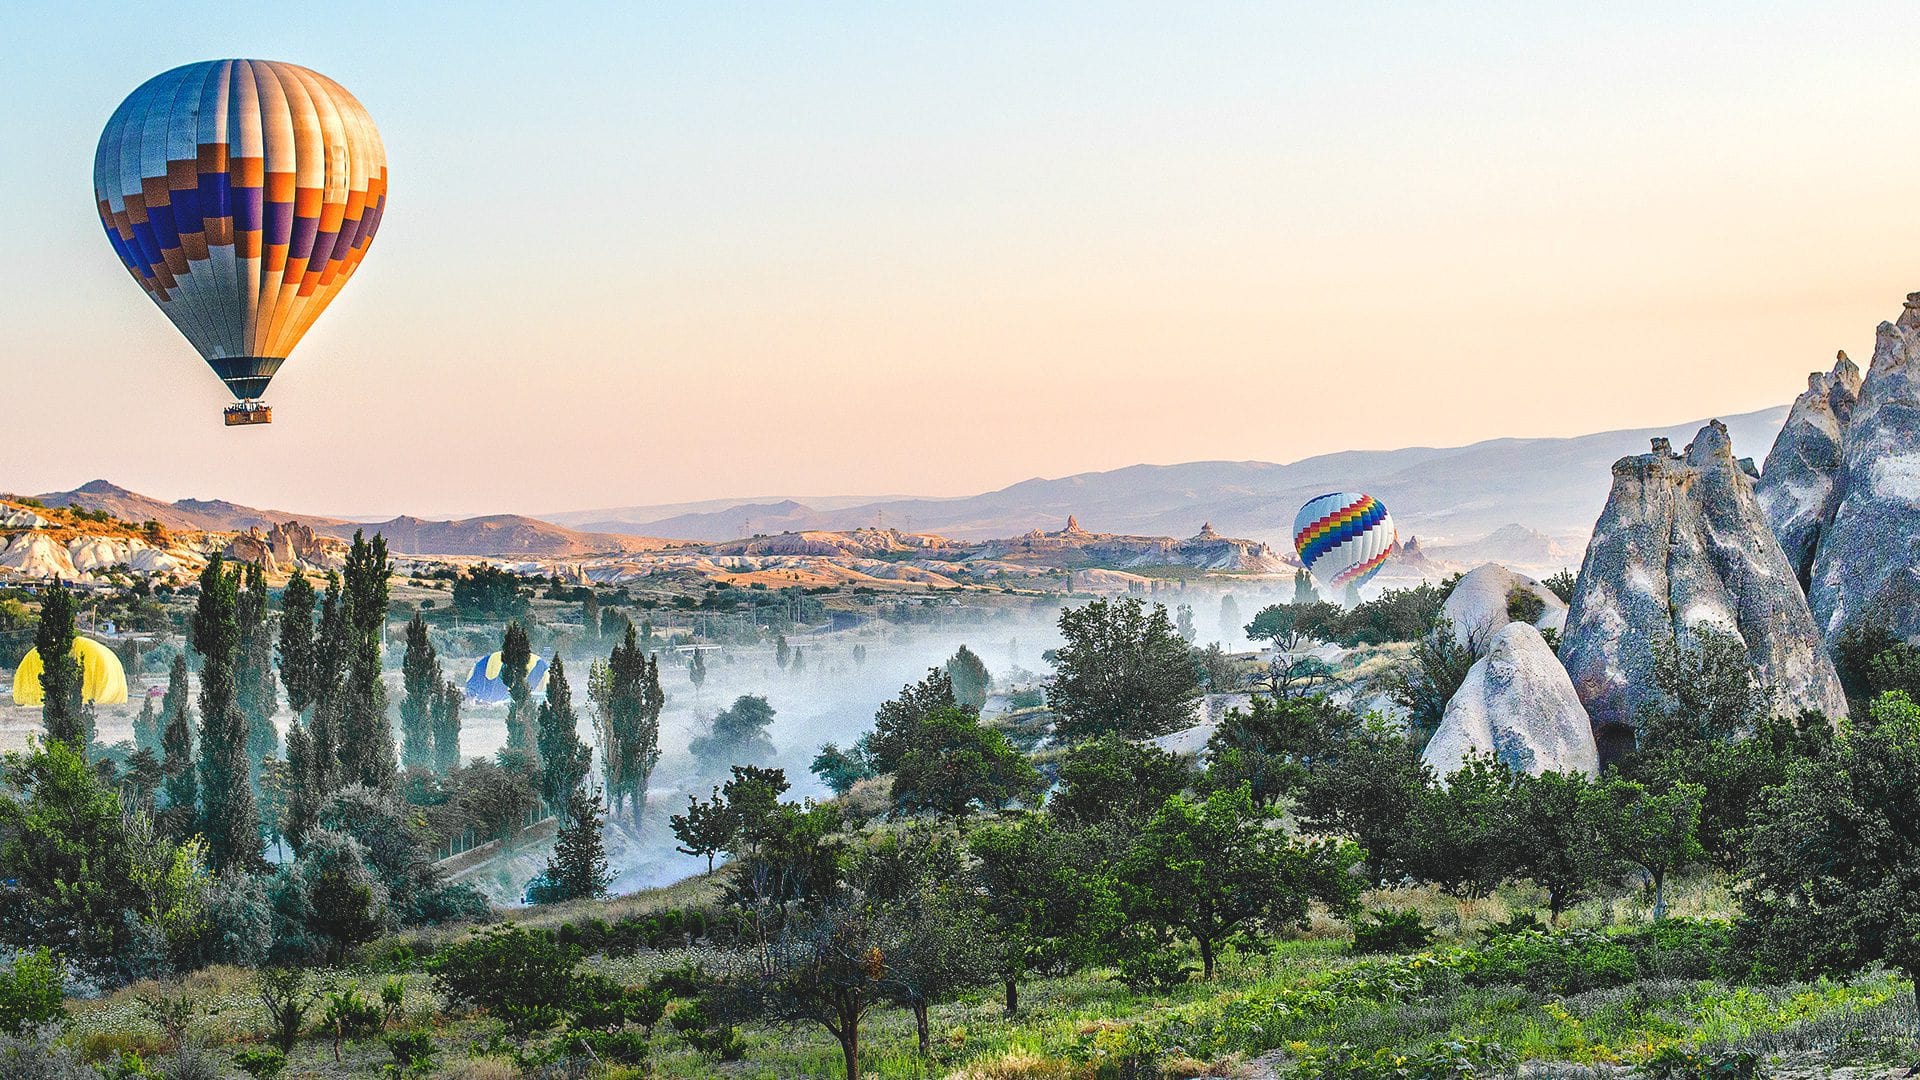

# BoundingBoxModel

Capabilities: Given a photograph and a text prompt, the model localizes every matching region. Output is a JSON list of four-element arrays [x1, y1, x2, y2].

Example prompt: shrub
[[0, 1024, 100, 1079], [0, 949, 65, 1035], [1620, 918, 1733, 982], [1640, 1044, 1759, 1080], [230, 1047, 286, 1078], [1296, 1036, 1514, 1079], [429, 924, 580, 1038], [385, 1030, 436, 1075], [256, 966, 322, 1053], [1460, 930, 1637, 996], [1477, 912, 1547, 942], [1351, 909, 1436, 955], [668, 1001, 744, 1061]]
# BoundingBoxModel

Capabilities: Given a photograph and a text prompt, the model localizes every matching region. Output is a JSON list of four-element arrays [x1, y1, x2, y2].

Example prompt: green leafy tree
[[33, 582, 86, 749], [774, 632, 791, 670], [1294, 715, 1429, 880], [725, 898, 895, 1080], [866, 668, 961, 773], [1510, 770, 1624, 921], [1399, 754, 1519, 905], [855, 842, 1000, 1056], [1204, 694, 1358, 810], [968, 814, 1121, 1014], [1383, 623, 1481, 743], [689, 695, 777, 769], [194, 555, 262, 872], [534, 655, 591, 813], [399, 615, 438, 771], [1597, 777, 1704, 920], [688, 648, 707, 689], [810, 740, 878, 796], [539, 787, 611, 903], [429, 678, 463, 774], [0, 948, 65, 1036], [1047, 598, 1200, 742], [500, 620, 533, 752], [670, 786, 735, 874], [277, 828, 389, 964], [132, 692, 163, 755], [303, 573, 348, 796], [1052, 734, 1192, 827], [944, 645, 992, 710], [236, 562, 280, 770], [1244, 600, 1343, 650], [450, 563, 529, 620], [1122, 785, 1362, 979], [1739, 691, 1920, 1022], [429, 922, 578, 1037], [1292, 568, 1319, 604], [888, 707, 1041, 822], [0, 739, 203, 970]]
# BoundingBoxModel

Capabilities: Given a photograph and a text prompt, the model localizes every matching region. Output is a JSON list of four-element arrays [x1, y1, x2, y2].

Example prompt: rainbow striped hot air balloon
[[93, 60, 388, 426], [1292, 492, 1397, 592]]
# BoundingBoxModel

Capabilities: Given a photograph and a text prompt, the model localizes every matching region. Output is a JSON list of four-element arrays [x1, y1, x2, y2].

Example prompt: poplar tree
[[159, 653, 196, 834], [33, 582, 86, 749], [236, 561, 280, 769], [309, 573, 347, 789], [597, 625, 663, 820], [193, 556, 261, 872], [399, 615, 438, 770], [541, 786, 611, 902], [338, 531, 395, 788], [535, 655, 590, 813], [276, 570, 317, 716], [500, 620, 533, 751], [430, 678, 463, 774]]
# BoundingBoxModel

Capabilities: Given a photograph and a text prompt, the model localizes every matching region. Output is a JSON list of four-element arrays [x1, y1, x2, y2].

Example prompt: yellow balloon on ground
[[11, 639, 129, 707]]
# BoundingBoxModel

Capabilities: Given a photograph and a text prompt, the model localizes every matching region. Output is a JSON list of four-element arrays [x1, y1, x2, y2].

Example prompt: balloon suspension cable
[[223, 400, 273, 427]]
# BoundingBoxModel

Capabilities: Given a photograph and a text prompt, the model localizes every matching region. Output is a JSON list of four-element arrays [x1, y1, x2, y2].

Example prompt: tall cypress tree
[[193, 556, 261, 872], [282, 720, 320, 854], [309, 573, 347, 790], [430, 678, 463, 774], [159, 652, 196, 833], [34, 582, 86, 749], [542, 786, 611, 903], [337, 531, 395, 788], [277, 569, 317, 717], [399, 615, 438, 771], [236, 561, 280, 769], [500, 620, 533, 751], [535, 655, 590, 813]]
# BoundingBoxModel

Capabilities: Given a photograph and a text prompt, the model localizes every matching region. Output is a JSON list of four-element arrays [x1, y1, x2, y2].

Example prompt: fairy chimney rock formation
[[1560, 420, 1847, 761]]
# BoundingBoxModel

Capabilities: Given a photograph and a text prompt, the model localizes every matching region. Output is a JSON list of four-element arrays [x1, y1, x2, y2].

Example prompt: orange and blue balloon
[[93, 60, 387, 416], [1293, 492, 1397, 591]]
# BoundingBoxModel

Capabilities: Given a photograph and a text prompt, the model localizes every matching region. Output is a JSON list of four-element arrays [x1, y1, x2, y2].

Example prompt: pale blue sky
[[3, 3, 1917, 517]]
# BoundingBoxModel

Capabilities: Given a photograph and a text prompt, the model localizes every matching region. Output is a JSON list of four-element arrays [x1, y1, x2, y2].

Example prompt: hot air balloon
[[93, 60, 388, 426], [464, 652, 551, 705], [12, 638, 129, 707], [1292, 492, 1397, 593]]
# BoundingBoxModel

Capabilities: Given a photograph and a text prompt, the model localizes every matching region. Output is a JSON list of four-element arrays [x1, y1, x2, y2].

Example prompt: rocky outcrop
[[1440, 563, 1567, 652], [1805, 297, 1920, 644], [1424, 622, 1597, 777], [223, 520, 343, 571], [1560, 421, 1847, 760], [1756, 352, 1860, 589]]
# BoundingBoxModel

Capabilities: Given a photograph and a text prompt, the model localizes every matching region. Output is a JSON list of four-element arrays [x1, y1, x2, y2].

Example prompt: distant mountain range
[[16, 481, 670, 558], [17, 406, 1789, 563], [549, 407, 1790, 550]]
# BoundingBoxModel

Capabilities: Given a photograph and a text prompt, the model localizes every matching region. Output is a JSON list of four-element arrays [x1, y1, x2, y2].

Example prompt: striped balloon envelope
[[464, 652, 551, 706], [93, 60, 387, 421], [1292, 492, 1397, 592]]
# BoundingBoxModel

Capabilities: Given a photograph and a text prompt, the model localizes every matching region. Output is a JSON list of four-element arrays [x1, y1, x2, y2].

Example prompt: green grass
[[48, 872, 1920, 1079]]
